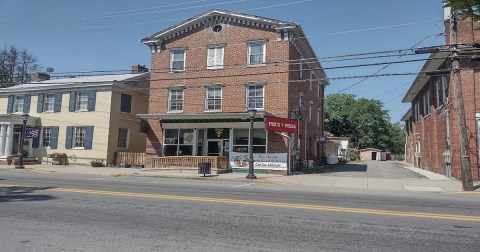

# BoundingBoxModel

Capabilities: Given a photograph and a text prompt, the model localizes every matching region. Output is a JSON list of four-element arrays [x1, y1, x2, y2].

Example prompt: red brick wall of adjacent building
[[145, 21, 324, 163]]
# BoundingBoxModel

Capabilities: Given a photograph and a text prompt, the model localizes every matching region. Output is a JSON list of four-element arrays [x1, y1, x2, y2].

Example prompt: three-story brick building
[[139, 9, 329, 172]]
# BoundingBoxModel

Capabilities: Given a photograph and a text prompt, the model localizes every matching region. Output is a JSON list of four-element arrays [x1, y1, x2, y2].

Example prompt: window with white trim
[[246, 84, 264, 109], [117, 128, 129, 148], [309, 102, 312, 122], [435, 75, 448, 107], [170, 49, 185, 71], [207, 45, 224, 69], [168, 88, 184, 112], [42, 127, 52, 147], [317, 109, 321, 127], [44, 94, 55, 112], [205, 86, 222, 111], [422, 91, 431, 116], [75, 92, 89, 111], [248, 41, 266, 66], [73, 127, 86, 148], [13, 96, 24, 113]]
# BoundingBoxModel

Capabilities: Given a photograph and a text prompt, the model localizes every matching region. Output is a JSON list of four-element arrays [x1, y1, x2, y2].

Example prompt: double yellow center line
[[1, 183, 479, 222]]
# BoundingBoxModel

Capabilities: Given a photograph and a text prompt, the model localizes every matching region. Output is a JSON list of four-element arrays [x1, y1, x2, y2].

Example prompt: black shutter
[[84, 126, 94, 149], [65, 126, 73, 149], [50, 126, 59, 149], [23, 95, 31, 113], [87, 91, 96, 111], [54, 93, 62, 112], [7, 96, 13, 113], [69, 92, 76, 112], [37, 94, 44, 113]]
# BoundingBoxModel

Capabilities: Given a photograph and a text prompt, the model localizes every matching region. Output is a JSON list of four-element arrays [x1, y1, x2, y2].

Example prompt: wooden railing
[[115, 152, 146, 165], [115, 152, 229, 170], [145, 156, 229, 169]]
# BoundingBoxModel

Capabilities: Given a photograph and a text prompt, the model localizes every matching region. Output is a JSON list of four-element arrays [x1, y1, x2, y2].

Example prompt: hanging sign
[[266, 116, 297, 133]]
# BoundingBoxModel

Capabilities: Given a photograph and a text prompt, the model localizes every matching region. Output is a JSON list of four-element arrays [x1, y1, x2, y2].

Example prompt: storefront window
[[164, 129, 194, 156], [232, 128, 266, 153]]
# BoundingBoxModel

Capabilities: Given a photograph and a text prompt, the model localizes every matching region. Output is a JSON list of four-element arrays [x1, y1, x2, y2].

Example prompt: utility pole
[[450, 8, 474, 191]]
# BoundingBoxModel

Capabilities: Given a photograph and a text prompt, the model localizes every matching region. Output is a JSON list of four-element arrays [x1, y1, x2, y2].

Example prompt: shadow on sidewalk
[[0, 186, 57, 203]]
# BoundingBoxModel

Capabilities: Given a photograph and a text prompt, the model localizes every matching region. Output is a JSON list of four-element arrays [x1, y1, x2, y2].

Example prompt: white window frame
[[317, 109, 321, 127], [247, 41, 266, 66], [207, 45, 224, 70], [44, 94, 55, 112], [309, 101, 312, 123], [13, 96, 24, 113], [246, 84, 264, 110], [422, 91, 431, 116], [170, 49, 186, 72], [75, 92, 89, 111], [414, 101, 420, 123], [73, 127, 86, 148], [117, 128, 130, 149], [205, 86, 222, 111], [41, 127, 52, 148], [435, 75, 448, 107], [168, 88, 184, 112]]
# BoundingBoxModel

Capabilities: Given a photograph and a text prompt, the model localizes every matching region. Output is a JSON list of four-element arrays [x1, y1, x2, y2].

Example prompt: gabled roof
[[0, 73, 149, 94], [402, 52, 449, 103], [141, 9, 296, 43], [401, 108, 412, 121]]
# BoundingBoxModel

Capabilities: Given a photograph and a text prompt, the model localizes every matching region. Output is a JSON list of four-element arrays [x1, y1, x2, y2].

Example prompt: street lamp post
[[15, 113, 29, 169], [246, 109, 257, 179]]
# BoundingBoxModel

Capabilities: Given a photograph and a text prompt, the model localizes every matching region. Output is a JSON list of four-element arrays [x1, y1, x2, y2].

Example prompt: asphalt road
[[1, 171, 479, 251]]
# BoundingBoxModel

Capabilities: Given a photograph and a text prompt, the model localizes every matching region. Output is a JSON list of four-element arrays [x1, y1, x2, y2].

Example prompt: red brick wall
[[145, 21, 324, 164]]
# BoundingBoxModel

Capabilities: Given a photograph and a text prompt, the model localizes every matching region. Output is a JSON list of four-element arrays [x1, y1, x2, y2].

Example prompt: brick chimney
[[32, 72, 50, 82], [132, 64, 148, 74]]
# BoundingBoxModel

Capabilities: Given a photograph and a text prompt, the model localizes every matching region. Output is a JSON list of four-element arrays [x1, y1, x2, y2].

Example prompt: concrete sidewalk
[[0, 163, 476, 193]]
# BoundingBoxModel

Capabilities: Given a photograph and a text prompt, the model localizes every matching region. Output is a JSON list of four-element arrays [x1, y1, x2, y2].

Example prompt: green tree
[[324, 94, 405, 156], [444, 0, 480, 20]]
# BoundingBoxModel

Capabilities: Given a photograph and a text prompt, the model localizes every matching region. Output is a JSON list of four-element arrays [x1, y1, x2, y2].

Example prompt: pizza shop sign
[[265, 116, 297, 133]]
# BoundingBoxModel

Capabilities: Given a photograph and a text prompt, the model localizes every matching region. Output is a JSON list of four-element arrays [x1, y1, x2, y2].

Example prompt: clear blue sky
[[0, 0, 445, 122]]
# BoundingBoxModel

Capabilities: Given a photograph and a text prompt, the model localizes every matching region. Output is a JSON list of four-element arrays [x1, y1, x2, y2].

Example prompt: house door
[[12, 132, 20, 155], [207, 140, 222, 156]]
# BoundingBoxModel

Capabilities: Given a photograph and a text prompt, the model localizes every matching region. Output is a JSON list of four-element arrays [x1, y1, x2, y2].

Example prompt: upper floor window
[[120, 93, 132, 113], [248, 41, 266, 66], [7, 95, 30, 114], [205, 86, 222, 111], [168, 88, 184, 112], [37, 93, 62, 113], [171, 49, 185, 71], [422, 91, 431, 116], [207, 45, 224, 69], [246, 84, 264, 110], [414, 101, 420, 123], [13, 96, 24, 112], [435, 75, 448, 107], [42, 127, 52, 147], [69, 91, 96, 112]]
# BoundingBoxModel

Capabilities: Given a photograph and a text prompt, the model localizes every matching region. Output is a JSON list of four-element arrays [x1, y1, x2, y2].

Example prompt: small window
[[422, 91, 431, 116], [435, 75, 448, 107], [44, 94, 55, 112], [205, 86, 222, 111], [212, 24, 222, 32], [169, 88, 184, 112], [75, 92, 89, 111], [246, 84, 264, 109], [414, 102, 420, 123], [207, 45, 224, 69], [117, 128, 129, 148], [120, 93, 132, 113], [13, 96, 24, 113], [171, 50, 185, 71], [248, 41, 266, 66], [73, 127, 86, 148], [42, 127, 52, 147]]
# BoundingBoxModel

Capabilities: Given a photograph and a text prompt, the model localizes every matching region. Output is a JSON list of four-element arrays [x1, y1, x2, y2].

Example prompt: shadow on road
[[0, 186, 57, 203], [320, 163, 367, 174]]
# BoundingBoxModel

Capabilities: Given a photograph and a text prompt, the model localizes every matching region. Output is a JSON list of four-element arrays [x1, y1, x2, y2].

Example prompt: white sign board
[[230, 152, 287, 170]]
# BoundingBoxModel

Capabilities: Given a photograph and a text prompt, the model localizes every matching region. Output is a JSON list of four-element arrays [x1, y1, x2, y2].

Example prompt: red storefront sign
[[266, 116, 298, 133]]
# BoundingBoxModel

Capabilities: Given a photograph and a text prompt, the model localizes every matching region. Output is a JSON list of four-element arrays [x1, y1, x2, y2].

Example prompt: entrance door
[[207, 140, 222, 156], [12, 132, 20, 155]]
